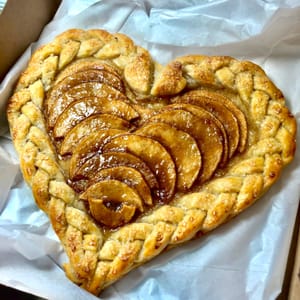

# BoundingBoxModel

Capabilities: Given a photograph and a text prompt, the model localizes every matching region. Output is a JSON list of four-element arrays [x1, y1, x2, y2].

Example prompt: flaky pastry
[[7, 29, 296, 295]]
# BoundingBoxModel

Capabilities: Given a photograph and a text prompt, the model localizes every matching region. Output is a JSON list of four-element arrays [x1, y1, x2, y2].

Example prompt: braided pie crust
[[7, 29, 296, 295]]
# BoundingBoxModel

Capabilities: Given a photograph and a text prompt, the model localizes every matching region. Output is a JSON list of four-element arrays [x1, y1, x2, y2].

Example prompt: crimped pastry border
[[6, 29, 296, 295]]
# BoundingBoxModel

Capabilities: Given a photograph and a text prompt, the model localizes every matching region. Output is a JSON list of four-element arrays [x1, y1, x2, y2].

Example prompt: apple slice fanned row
[[53, 97, 139, 139], [135, 122, 201, 191], [69, 95, 246, 228], [71, 151, 159, 193], [70, 132, 176, 227], [102, 134, 177, 203], [59, 114, 132, 155], [88, 166, 153, 206], [45, 63, 126, 128], [164, 103, 229, 167], [69, 129, 127, 178], [48, 82, 127, 130], [172, 89, 248, 156], [150, 106, 224, 184], [44, 59, 139, 160]]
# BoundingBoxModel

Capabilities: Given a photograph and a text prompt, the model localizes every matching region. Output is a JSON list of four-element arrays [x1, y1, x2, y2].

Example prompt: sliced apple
[[80, 179, 143, 228], [166, 103, 228, 167], [59, 114, 132, 156], [90, 166, 152, 206], [102, 134, 176, 202], [45, 68, 125, 120], [150, 108, 223, 183], [71, 151, 159, 192], [48, 82, 127, 128], [173, 91, 240, 158], [136, 122, 201, 191], [54, 59, 122, 84], [88, 198, 135, 228], [69, 129, 126, 178], [190, 89, 248, 153], [53, 97, 139, 139]]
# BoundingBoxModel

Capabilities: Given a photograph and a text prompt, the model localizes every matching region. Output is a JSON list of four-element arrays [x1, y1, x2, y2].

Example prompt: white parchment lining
[[0, 1, 300, 299]]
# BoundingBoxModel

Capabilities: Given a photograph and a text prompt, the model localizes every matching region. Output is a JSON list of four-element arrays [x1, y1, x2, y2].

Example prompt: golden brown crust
[[6, 29, 297, 295]]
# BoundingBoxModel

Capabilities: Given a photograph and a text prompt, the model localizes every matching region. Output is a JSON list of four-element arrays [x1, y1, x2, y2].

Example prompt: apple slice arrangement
[[7, 29, 296, 295], [44, 57, 250, 229]]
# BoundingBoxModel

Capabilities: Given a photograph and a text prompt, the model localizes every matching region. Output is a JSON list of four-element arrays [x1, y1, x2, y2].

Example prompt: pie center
[[44, 58, 248, 228]]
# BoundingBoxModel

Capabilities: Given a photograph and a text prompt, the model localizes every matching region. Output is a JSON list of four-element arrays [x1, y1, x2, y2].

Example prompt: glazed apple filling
[[44, 59, 248, 228]]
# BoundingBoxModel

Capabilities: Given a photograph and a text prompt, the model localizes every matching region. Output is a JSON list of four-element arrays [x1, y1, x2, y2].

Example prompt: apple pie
[[7, 29, 296, 295]]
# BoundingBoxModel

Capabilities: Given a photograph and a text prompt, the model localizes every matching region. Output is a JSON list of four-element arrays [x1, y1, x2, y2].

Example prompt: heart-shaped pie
[[7, 29, 296, 295]]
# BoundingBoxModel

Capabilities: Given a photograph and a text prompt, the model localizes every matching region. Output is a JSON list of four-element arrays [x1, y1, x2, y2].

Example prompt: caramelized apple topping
[[44, 60, 248, 228]]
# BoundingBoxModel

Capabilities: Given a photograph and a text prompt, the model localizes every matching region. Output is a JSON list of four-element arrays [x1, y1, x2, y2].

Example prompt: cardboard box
[[0, 0, 61, 81]]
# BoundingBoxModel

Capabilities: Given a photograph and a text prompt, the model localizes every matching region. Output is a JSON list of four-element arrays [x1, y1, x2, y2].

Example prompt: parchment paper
[[0, 1, 300, 299]]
